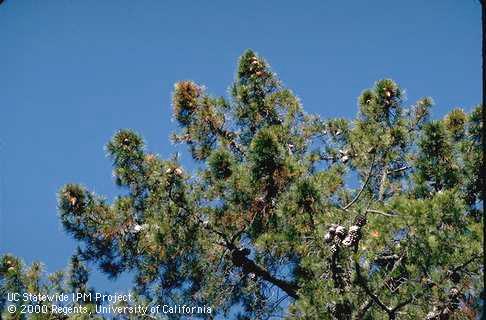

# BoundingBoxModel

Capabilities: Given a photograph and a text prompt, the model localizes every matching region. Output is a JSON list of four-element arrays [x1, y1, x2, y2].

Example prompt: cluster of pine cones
[[325, 215, 366, 249]]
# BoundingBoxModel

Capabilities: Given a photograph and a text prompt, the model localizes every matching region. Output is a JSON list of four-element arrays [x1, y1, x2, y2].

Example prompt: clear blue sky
[[0, 0, 481, 291]]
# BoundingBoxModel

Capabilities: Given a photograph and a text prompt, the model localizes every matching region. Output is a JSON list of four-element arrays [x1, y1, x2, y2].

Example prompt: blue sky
[[0, 0, 481, 291]]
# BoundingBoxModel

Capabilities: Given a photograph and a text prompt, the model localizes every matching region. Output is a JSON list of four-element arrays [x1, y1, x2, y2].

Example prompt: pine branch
[[387, 254, 484, 315], [167, 184, 300, 299], [228, 245, 300, 299], [388, 166, 410, 174], [354, 261, 393, 316], [366, 209, 397, 217]]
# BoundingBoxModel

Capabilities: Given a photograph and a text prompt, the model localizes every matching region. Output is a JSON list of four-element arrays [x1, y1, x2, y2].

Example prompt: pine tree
[[2, 50, 482, 319]]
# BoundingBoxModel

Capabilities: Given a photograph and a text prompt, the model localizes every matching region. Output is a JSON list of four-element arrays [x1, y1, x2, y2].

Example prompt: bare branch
[[452, 254, 483, 272], [388, 166, 410, 174], [366, 209, 397, 217], [342, 153, 376, 210]]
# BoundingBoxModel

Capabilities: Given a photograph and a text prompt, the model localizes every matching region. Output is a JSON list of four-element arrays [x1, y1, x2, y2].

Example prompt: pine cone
[[328, 225, 337, 235], [240, 248, 251, 256], [335, 226, 346, 240], [69, 195, 77, 207], [449, 270, 460, 284], [343, 226, 361, 247], [354, 214, 367, 227], [325, 225, 338, 243], [449, 287, 459, 298], [174, 167, 183, 176], [342, 237, 352, 247], [324, 232, 334, 243], [426, 311, 439, 320]]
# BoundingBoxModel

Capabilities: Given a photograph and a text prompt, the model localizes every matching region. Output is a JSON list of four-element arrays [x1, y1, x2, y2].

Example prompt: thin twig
[[366, 209, 397, 217], [342, 153, 376, 210], [388, 166, 410, 174]]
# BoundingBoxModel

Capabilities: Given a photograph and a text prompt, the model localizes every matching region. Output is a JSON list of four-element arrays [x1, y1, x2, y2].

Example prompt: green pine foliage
[[0, 254, 102, 320], [1, 50, 482, 319]]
